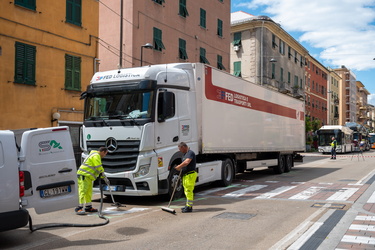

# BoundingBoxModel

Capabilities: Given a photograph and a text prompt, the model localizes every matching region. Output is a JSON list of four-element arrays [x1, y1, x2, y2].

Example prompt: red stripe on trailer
[[204, 66, 304, 121]]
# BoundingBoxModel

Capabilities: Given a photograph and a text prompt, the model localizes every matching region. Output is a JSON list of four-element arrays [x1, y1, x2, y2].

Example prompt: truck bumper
[[0, 209, 29, 232]]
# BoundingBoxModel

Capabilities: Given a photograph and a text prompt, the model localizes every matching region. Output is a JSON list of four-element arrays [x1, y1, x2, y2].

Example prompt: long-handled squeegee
[[161, 171, 182, 214]]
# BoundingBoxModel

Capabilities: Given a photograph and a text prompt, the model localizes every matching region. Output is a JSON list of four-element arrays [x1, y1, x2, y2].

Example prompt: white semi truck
[[0, 127, 78, 232], [80, 63, 305, 198]]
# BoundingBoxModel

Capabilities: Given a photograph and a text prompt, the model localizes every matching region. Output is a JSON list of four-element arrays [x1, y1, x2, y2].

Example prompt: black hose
[[29, 178, 109, 232]]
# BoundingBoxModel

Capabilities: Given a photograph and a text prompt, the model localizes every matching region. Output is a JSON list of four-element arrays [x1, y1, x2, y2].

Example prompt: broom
[[161, 170, 182, 214]]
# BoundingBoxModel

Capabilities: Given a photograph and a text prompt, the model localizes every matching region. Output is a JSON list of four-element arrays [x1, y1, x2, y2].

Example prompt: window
[[288, 46, 292, 59], [280, 68, 284, 82], [271, 63, 275, 79], [217, 55, 225, 70], [179, 0, 188, 17], [300, 55, 304, 67], [152, 0, 165, 4], [14, 42, 36, 85], [200, 8, 206, 28], [217, 19, 223, 37], [279, 40, 285, 55], [153, 27, 165, 51], [178, 38, 188, 60], [294, 51, 298, 63], [65, 54, 81, 91], [199, 47, 209, 64], [158, 91, 175, 121], [233, 32, 241, 46], [15, 0, 36, 10], [233, 61, 241, 77], [66, 0, 82, 26], [294, 75, 298, 88], [287, 72, 291, 84], [272, 34, 277, 48]]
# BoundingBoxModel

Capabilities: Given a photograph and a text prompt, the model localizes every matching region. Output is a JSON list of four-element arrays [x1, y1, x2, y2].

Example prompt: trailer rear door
[[20, 127, 78, 214]]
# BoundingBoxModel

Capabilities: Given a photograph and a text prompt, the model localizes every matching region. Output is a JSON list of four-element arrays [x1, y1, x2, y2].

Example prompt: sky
[[231, 0, 375, 104]]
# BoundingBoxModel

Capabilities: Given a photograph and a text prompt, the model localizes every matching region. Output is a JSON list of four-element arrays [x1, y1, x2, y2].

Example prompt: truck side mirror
[[157, 91, 175, 122]]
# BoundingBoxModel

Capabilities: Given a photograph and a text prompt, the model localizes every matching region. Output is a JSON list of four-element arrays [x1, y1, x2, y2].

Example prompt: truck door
[[155, 90, 179, 149], [20, 127, 78, 214]]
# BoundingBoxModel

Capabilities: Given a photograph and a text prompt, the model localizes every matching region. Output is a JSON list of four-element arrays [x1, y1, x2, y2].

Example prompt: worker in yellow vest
[[330, 137, 337, 160], [75, 147, 108, 215]]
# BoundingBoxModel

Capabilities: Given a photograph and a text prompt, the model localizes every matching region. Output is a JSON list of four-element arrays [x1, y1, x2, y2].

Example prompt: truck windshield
[[84, 91, 154, 121]]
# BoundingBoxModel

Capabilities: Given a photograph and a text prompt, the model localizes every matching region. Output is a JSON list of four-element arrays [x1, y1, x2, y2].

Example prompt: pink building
[[98, 0, 230, 72]]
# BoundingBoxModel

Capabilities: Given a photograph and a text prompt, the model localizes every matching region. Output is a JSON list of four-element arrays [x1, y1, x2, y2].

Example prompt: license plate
[[40, 185, 71, 198]]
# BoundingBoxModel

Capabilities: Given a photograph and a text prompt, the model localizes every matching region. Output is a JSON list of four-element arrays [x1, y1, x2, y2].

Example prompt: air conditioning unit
[[233, 45, 240, 52]]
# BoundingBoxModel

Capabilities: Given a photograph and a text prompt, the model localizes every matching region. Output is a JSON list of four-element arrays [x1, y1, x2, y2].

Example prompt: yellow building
[[0, 0, 99, 133]]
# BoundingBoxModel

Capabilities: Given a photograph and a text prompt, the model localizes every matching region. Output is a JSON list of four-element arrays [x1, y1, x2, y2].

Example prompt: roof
[[231, 11, 272, 25]]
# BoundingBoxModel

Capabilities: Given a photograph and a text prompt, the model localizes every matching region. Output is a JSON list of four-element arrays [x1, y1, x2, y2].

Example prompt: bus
[[369, 133, 375, 149], [346, 122, 370, 151], [317, 125, 354, 154]]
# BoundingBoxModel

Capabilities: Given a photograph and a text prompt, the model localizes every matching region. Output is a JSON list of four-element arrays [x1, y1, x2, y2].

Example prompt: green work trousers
[[78, 176, 93, 206], [182, 172, 198, 207]]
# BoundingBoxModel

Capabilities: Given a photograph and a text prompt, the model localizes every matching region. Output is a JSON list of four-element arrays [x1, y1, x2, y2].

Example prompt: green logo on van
[[38, 140, 63, 152]]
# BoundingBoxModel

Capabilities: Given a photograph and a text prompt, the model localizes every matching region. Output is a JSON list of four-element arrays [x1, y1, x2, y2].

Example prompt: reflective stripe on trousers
[[182, 171, 198, 207]]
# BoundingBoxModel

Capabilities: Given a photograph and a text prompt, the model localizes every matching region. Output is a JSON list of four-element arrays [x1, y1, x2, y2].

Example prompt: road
[[1, 150, 375, 250]]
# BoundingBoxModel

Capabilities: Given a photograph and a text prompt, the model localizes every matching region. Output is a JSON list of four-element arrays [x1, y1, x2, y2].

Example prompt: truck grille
[[87, 140, 140, 173]]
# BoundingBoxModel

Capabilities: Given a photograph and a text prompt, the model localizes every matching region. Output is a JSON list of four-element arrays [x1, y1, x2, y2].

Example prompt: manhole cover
[[213, 212, 256, 220], [322, 189, 341, 192]]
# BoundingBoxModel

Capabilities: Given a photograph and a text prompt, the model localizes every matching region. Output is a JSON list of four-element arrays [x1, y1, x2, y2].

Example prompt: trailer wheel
[[219, 159, 234, 186], [284, 154, 293, 173], [168, 165, 184, 200], [273, 155, 285, 174]]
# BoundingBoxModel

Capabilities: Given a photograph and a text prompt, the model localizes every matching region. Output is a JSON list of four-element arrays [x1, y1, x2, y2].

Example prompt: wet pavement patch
[[213, 212, 256, 220]]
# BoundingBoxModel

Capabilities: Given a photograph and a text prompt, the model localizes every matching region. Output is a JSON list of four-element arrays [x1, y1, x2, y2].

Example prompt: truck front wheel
[[284, 154, 293, 173], [218, 158, 234, 186]]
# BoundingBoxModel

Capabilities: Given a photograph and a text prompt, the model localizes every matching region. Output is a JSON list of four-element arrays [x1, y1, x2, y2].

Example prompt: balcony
[[292, 87, 304, 99], [279, 82, 292, 94]]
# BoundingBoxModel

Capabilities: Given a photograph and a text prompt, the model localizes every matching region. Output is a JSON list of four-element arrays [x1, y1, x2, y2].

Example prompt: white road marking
[[197, 183, 241, 196], [327, 188, 358, 201], [349, 224, 375, 231], [341, 235, 375, 244], [254, 186, 296, 199], [222, 185, 267, 198], [289, 186, 324, 200]]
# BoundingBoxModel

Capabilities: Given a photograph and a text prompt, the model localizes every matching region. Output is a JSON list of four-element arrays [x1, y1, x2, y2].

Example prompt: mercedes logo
[[105, 137, 118, 153]]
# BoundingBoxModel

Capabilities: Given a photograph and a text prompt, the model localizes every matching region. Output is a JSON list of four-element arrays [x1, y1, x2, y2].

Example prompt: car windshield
[[84, 91, 154, 120]]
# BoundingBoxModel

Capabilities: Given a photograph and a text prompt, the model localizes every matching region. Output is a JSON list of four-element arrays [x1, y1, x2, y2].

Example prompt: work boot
[[181, 206, 193, 213], [75, 206, 86, 215], [85, 206, 98, 213]]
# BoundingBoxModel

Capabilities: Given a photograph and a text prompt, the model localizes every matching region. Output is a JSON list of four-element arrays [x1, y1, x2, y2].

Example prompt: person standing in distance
[[331, 137, 337, 160], [75, 147, 108, 215], [175, 142, 197, 213]]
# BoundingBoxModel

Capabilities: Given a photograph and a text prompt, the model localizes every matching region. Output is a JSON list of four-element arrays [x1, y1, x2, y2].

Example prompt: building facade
[[304, 56, 329, 125], [230, 11, 307, 99], [327, 69, 341, 125], [98, 0, 230, 72], [334, 66, 357, 125], [0, 1, 99, 131], [356, 81, 370, 127]]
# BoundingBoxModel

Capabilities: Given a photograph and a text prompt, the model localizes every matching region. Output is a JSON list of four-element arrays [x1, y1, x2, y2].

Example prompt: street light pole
[[140, 43, 153, 66]]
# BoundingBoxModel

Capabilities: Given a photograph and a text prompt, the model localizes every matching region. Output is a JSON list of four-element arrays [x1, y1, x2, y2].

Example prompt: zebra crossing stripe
[[366, 190, 375, 203], [355, 215, 375, 221], [327, 188, 359, 201], [289, 186, 325, 200], [349, 224, 375, 231], [197, 184, 241, 196], [222, 185, 267, 198], [254, 186, 296, 199], [341, 235, 375, 244]]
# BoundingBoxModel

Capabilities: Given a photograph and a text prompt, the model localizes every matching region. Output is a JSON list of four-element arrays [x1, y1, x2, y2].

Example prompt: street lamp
[[140, 43, 153, 66]]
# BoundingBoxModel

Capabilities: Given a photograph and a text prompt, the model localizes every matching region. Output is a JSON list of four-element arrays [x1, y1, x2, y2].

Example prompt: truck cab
[[0, 127, 78, 232]]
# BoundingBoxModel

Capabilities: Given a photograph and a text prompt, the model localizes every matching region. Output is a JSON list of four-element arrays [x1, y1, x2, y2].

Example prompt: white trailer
[[80, 63, 305, 198]]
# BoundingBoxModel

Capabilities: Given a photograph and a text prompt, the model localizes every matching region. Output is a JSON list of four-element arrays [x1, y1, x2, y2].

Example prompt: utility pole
[[119, 0, 123, 68]]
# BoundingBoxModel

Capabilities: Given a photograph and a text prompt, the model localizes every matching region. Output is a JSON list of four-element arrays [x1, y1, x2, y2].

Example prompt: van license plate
[[40, 185, 71, 198]]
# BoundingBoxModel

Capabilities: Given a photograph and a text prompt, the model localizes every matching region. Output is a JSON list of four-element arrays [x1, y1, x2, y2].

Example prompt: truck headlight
[[133, 164, 150, 178]]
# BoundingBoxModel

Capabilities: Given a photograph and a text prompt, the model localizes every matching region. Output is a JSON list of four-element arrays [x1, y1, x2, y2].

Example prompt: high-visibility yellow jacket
[[77, 150, 105, 181]]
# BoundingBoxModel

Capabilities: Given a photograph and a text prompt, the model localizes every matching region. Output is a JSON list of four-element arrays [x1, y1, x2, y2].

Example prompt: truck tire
[[218, 158, 234, 186], [273, 155, 285, 174], [168, 166, 184, 199], [284, 154, 293, 173]]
